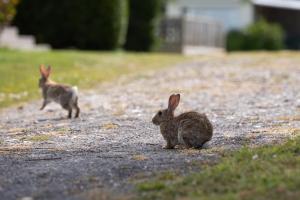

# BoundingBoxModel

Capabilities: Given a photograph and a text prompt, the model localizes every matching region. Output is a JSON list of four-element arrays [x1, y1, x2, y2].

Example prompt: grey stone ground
[[0, 54, 300, 200]]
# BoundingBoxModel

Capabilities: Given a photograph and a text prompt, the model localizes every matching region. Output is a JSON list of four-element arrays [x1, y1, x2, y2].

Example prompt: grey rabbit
[[152, 94, 213, 149], [39, 65, 80, 118]]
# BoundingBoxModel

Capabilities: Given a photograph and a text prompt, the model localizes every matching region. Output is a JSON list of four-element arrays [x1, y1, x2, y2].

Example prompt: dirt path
[[1, 54, 300, 200]]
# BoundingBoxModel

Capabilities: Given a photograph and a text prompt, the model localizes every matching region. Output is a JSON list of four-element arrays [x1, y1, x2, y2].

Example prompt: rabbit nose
[[151, 116, 156, 124], [152, 116, 159, 125]]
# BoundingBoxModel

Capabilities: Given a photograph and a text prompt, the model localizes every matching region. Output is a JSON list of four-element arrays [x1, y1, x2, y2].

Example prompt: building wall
[[166, 0, 254, 32]]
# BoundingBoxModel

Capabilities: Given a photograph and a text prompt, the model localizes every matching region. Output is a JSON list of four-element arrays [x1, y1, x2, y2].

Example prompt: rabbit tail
[[71, 86, 78, 102]]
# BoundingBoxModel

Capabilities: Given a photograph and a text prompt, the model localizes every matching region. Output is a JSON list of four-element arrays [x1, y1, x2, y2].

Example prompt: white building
[[165, 0, 254, 32], [161, 0, 300, 52]]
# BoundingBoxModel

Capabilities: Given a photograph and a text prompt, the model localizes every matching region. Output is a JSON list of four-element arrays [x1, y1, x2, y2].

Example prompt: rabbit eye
[[158, 111, 162, 116]]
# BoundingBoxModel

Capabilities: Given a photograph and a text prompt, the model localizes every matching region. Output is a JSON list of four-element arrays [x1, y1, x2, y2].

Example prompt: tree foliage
[[227, 19, 284, 51], [0, 0, 19, 28], [13, 0, 128, 50], [125, 0, 162, 51]]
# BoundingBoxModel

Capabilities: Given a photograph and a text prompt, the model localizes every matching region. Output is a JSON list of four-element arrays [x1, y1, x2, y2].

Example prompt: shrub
[[13, 0, 128, 50], [244, 19, 284, 50], [125, 0, 162, 51], [226, 30, 246, 52], [0, 0, 19, 30], [226, 19, 284, 51]]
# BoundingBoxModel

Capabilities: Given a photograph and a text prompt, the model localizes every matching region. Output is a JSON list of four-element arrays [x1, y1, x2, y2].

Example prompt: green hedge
[[125, 0, 162, 51], [13, 0, 128, 50], [226, 19, 284, 51], [226, 30, 246, 51]]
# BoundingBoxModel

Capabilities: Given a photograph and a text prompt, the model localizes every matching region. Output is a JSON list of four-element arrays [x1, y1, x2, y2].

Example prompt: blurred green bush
[[13, 0, 128, 50], [226, 30, 246, 52], [226, 19, 284, 51], [0, 0, 19, 29], [125, 0, 162, 51]]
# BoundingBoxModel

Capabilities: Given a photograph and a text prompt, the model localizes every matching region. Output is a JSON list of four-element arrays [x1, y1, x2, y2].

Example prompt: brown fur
[[39, 65, 80, 118], [152, 94, 213, 149]]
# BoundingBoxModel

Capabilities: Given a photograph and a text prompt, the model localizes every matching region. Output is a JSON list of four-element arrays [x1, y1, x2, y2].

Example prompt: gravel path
[[0, 54, 300, 200]]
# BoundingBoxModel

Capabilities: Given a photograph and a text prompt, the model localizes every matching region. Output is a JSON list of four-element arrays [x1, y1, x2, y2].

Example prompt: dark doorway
[[255, 5, 300, 49]]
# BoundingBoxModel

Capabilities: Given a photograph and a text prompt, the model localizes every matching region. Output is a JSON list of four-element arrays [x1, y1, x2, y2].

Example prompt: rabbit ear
[[168, 94, 180, 113], [46, 65, 52, 75], [39, 64, 47, 78]]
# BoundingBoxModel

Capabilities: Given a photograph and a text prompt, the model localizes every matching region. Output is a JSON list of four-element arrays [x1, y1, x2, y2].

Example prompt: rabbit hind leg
[[179, 122, 203, 148], [73, 97, 80, 118], [62, 103, 72, 119]]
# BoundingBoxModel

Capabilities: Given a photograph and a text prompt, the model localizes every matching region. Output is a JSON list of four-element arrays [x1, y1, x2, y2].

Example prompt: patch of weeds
[[102, 123, 119, 130], [233, 136, 252, 146], [135, 171, 179, 195], [119, 165, 132, 170], [137, 182, 166, 192], [132, 155, 148, 161], [156, 171, 178, 181], [50, 129, 68, 136], [273, 74, 290, 83], [57, 126, 69, 131], [7, 128, 25, 134], [112, 107, 126, 116], [277, 115, 300, 121], [86, 176, 100, 184], [135, 136, 300, 200], [292, 129, 300, 137], [253, 127, 299, 136], [228, 72, 237, 79], [24, 135, 52, 142]]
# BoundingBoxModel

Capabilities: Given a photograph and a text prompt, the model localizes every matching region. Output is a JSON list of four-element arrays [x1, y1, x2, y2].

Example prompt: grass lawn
[[0, 49, 186, 108], [136, 136, 300, 200]]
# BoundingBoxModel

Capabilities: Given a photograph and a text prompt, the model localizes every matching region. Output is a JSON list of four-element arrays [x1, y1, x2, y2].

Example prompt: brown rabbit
[[39, 65, 80, 118], [152, 94, 213, 149]]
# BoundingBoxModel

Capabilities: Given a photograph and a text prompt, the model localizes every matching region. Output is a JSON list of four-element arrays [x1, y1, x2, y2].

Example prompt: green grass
[[0, 49, 186, 108], [136, 137, 300, 200]]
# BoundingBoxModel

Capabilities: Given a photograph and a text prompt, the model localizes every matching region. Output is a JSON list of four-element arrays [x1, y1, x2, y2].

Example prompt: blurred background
[[0, 0, 299, 108], [1, 0, 299, 53]]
